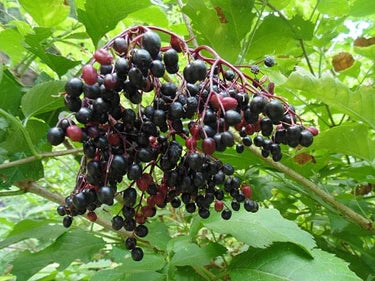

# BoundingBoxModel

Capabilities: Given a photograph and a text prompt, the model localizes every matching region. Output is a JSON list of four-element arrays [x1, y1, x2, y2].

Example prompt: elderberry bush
[[47, 26, 318, 261]]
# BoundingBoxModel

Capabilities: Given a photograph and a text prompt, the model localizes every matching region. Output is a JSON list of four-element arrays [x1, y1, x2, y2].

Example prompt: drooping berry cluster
[[47, 26, 317, 261]]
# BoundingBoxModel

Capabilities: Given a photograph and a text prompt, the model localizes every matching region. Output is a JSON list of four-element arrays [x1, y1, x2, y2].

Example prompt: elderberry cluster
[[47, 26, 317, 261]]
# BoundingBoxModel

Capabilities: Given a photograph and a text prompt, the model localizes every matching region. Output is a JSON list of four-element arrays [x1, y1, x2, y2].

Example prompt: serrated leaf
[[18, 0, 70, 27], [310, 124, 375, 161], [0, 220, 67, 249], [284, 67, 375, 130], [170, 241, 226, 267], [144, 221, 170, 251], [24, 28, 81, 77], [21, 80, 66, 118], [0, 29, 26, 64], [11, 229, 105, 281], [289, 15, 315, 41], [318, 0, 349, 16], [183, 0, 255, 62], [0, 69, 23, 114], [203, 208, 316, 254], [77, 0, 150, 46], [230, 243, 361, 281], [246, 15, 295, 59]]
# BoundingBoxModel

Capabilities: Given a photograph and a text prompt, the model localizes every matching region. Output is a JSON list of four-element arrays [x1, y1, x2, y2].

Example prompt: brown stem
[[15, 180, 132, 238], [0, 148, 83, 170], [232, 133, 375, 234]]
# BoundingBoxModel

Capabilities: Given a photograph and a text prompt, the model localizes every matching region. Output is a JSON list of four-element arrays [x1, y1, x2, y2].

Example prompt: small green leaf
[[170, 241, 226, 267], [310, 124, 375, 161], [91, 269, 165, 281], [0, 29, 26, 64], [21, 80, 66, 118], [77, 0, 150, 46], [0, 220, 67, 249], [203, 208, 316, 254], [11, 229, 105, 281], [0, 69, 23, 114], [24, 28, 81, 77], [18, 0, 70, 27], [174, 266, 207, 281], [144, 221, 170, 251], [318, 0, 349, 16], [230, 243, 361, 281], [0, 159, 44, 188], [124, 6, 169, 27], [183, 0, 255, 62], [350, 0, 375, 17], [284, 67, 375, 130]]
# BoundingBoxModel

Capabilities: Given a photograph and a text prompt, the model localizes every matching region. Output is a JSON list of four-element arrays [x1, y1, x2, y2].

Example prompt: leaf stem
[[177, 0, 199, 48], [0, 189, 26, 197], [299, 39, 315, 76], [0, 148, 82, 170]]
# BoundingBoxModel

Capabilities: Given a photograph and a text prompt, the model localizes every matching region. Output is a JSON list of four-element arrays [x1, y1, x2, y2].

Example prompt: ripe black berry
[[131, 247, 144, 261]]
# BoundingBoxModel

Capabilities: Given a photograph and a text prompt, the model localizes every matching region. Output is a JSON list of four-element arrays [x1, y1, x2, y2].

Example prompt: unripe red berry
[[66, 125, 82, 142], [242, 185, 252, 199], [214, 200, 224, 212]]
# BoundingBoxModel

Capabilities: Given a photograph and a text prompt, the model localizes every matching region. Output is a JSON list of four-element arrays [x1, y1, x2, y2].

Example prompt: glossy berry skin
[[87, 211, 97, 222], [94, 48, 113, 65], [57, 206, 66, 216], [142, 31, 161, 58], [65, 78, 83, 97], [214, 201, 224, 212], [244, 199, 259, 213], [113, 37, 128, 54], [242, 186, 252, 198], [82, 65, 98, 85], [135, 225, 148, 237], [63, 216, 73, 228], [66, 125, 82, 142], [97, 186, 114, 205], [264, 56, 275, 67], [47, 127, 65, 146], [265, 100, 284, 124], [125, 237, 137, 250], [150, 60, 165, 77], [131, 247, 144, 261], [299, 130, 314, 147], [221, 209, 232, 220]]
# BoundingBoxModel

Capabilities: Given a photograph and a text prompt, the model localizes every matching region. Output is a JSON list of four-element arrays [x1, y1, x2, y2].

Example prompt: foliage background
[[0, 0, 374, 280]]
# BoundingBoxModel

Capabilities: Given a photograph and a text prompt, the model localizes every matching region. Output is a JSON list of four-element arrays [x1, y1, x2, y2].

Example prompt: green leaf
[[230, 243, 361, 281], [124, 6, 169, 27], [144, 221, 170, 251], [174, 266, 206, 281], [203, 208, 316, 254], [311, 124, 375, 161], [318, 0, 349, 16], [0, 220, 66, 249], [289, 15, 314, 41], [0, 29, 26, 64], [24, 28, 81, 77], [109, 247, 165, 272], [11, 229, 105, 281], [246, 15, 295, 59], [0, 159, 44, 188], [0, 69, 23, 114], [21, 80, 66, 118], [354, 45, 375, 59], [77, 0, 150, 46], [268, 0, 290, 9], [91, 269, 165, 281], [284, 67, 375, 130], [350, 0, 375, 17], [170, 241, 226, 267], [183, 0, 255, 62], [18, 0, 70, 27]]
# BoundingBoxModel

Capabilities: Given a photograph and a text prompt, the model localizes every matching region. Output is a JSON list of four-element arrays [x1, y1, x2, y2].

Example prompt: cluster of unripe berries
[[47, 26, 317, 261]]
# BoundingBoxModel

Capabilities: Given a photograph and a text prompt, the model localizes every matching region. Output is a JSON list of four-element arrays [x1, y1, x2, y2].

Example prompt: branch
[[235, 135, 375, 234], [177, 0, 199, 48], [0, 148, 83, 170], [15, 180, 132, 238]]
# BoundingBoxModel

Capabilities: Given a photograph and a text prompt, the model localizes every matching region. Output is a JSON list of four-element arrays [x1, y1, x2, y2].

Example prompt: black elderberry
[[198, 208, 210, 219], [131, 247, 144, 261], [65, 78, 83, 98], [135, 225, 148, 237], [47, 127, 65, 146], [63, 216, 73, 228], [142, 31, 161, 58], [221, 209, 232, 220], [125, 237, 137, 250], [236, 143, 244, 153], [123, 188, 137, 207], [112, 216, 124, 230], [264, 56, 275, 67], [231, 200, 240, 211]]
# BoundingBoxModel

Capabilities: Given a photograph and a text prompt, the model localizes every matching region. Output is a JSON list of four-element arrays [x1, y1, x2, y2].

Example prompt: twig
[[299, 39, 315, 76], [0, 148, 83, 170], [232, 133, 375, 234], [176, 0, 199, 48], [0, 189, 26, 197], [15, 180, 132, 238]]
